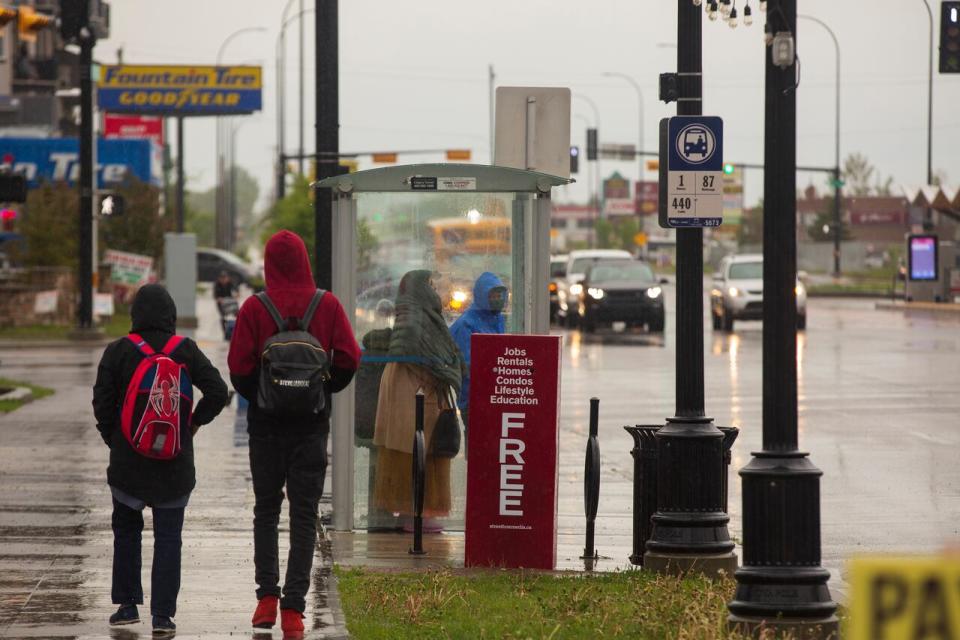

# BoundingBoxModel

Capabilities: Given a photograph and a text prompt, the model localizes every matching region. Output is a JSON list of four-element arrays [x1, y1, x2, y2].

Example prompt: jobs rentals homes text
[[466, 335, 561, 570]]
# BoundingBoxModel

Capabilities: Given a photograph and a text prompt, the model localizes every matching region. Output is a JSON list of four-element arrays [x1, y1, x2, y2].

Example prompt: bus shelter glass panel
[[351, 190, 530, 532]]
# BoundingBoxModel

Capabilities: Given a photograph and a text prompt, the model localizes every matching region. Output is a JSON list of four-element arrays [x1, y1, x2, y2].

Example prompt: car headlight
[[569, 283, 583, 296], [646, 286, 662, 299], [728, 286, 741, 297], [587, 287, 605, 300], [452, 290, 468, 303]]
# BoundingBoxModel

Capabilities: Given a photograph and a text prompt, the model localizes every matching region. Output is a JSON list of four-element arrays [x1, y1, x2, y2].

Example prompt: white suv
[[556, 249, 633, 327], [710, 254, 807, 332]]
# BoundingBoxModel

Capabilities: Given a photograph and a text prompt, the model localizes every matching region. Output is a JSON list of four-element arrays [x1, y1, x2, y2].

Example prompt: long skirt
[[373, 446, 451, 518]]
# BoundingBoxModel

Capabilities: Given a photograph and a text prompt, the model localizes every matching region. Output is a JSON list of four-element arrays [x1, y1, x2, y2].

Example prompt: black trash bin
[[625, 424, 739, 566], [624, 425, 660, 566]]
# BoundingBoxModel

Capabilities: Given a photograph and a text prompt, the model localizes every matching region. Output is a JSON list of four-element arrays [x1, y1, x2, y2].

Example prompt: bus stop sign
[[659, 116, 724, 228]]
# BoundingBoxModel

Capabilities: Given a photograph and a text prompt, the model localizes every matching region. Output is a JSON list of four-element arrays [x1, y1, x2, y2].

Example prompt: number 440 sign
[[658, 116, 724, 228]]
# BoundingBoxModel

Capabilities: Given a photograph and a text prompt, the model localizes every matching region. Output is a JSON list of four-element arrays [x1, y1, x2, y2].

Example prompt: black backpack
[[256, 290, 331, 417]]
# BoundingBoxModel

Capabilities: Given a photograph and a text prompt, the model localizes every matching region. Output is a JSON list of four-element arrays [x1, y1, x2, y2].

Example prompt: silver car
[[710, 254, 807, 332]]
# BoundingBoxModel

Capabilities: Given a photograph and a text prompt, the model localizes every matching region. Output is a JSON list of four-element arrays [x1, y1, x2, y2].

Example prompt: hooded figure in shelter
[[448, 272, 508, 428]]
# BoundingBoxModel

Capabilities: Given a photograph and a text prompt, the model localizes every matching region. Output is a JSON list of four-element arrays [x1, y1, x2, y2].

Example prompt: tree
[[841, 152, 893, 197], [806, 209, 851, 242], [262, 175, 314, 254], [18, 183, 79, 268], [182, 166, 261, 248], [593, 216, 641, 252], [738, 203, 764, 246]]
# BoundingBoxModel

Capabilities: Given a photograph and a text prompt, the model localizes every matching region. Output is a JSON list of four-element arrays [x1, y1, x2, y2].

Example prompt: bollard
[[624, 425, 661, 566], [580, 398, 601, 561], [409, 390, 426, 556], [717, 426, 739, 514]]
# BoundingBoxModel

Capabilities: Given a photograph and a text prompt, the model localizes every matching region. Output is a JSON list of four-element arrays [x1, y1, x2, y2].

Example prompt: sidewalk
[[0, 341, 349, 639]]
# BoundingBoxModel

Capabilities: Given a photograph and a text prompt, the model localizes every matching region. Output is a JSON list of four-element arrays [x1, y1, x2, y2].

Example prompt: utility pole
[[76, 28, 96, 333], [728, 1, 838, 636], [644, 0, 736, 577], [488, 64, 495, 164], [176, 117, 185, 233], [298, 0, 305, 176], [314, 0, 338, 290]]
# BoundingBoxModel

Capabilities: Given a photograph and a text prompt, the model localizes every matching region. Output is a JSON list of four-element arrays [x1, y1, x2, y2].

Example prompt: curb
[[0, 338, 112, 350], [318, 523, 352, 639], [0, 386, 33, 404], [875, 301, 960, 314]]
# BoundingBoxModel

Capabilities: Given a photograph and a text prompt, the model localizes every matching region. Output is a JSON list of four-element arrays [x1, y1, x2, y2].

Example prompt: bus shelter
[[315, 164, 571, 531]]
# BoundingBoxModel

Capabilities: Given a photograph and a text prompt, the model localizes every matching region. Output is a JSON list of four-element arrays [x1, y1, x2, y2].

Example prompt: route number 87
[[702, 175, 715, 189]]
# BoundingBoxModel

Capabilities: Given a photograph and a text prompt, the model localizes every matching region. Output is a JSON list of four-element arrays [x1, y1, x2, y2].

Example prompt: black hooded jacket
[[93, 285, 229, 505]]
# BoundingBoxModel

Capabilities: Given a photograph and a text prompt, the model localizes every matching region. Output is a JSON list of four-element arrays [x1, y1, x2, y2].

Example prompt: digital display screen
[[909, 235, 938, 281]]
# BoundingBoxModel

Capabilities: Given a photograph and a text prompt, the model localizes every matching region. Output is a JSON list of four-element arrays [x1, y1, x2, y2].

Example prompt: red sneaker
[[280, 608, 304, 637], [251, 595, 279, 629]]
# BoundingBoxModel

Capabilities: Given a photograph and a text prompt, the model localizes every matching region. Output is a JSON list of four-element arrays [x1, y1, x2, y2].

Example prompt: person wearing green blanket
[[372, 270, 464, 532]]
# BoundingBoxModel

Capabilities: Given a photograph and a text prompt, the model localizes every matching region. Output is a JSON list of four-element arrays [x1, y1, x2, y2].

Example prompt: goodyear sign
[[98, 65, 262, 116], [849, 556, 960, 640]]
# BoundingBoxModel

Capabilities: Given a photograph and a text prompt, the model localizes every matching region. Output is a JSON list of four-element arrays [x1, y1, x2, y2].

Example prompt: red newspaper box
[[465, 334, 562, 570]]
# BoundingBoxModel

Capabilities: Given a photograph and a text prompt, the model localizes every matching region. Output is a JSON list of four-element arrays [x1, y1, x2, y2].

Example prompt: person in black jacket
[[93, 284, 228, 635]]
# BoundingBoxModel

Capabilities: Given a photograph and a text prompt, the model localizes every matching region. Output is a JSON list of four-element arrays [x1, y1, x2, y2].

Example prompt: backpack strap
[[127, 333, 155, 356], [300, 289, 326, 330], [256, 293, 286, 333], [160, 335, 186, 356]]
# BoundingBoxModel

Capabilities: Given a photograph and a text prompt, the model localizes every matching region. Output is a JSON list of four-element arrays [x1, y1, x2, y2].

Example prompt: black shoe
[[152, 616, 176, 636], [109, 605, 140, 626]]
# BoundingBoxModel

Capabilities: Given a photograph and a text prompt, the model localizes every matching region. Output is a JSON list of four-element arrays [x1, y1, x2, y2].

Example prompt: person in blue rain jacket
[[449, 272, 508, 429]]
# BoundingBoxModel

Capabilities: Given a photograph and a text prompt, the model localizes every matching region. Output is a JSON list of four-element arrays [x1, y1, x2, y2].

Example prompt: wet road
[[1, 292, 959, 637], [556, 291, 960, 598]]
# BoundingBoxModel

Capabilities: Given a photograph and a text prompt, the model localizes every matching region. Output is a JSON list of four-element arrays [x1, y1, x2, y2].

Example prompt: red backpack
[[120, 333, 193, 460]]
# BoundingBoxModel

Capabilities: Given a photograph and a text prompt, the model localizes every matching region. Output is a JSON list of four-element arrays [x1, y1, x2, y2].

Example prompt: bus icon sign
[[668, 116, 723, 172], [678, 125, 715, 164], [659, 116, 725, 229]]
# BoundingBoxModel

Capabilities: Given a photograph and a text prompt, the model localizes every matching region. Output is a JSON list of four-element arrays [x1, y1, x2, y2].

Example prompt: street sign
[[634, 232, 648, 246], [466, 334, 561, 570], [636, 181, 658, 215], [658, 115, 724, 228], [848, 556, 960, 640], [104, 250, 153, 287]]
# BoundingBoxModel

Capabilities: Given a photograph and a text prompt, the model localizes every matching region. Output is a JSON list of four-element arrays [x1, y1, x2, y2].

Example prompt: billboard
[[98, 65, 263, 116], [103, 114, 164, 147], [0, 138, 161, 188]]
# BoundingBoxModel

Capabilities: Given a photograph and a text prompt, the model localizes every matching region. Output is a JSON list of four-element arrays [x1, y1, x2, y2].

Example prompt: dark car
[[579, 260, 666, 333], [549, 254, 567, 324], [197, 247, 255, 287]]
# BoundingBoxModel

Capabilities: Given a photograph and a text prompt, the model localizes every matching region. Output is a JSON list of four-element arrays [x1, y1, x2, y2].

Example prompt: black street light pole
[[644, 0, 736, 577], [314, 0, 338, 291], [728, 1, 839, 636], [76, 29, 96, 332]]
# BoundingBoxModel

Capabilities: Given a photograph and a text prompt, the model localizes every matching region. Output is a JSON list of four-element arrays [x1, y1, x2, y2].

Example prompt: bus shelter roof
[[313, 163, 573, 193]]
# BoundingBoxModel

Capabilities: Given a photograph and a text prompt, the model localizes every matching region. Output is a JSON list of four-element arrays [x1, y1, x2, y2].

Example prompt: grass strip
[[337, 567, 747, 639], [0, 305, 130, 340], [0, 377, 54, 413]]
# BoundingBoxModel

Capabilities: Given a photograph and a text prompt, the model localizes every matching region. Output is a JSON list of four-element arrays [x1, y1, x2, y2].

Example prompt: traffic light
[[941, 1, 960, 73], [17, 5, 53, 43], [0, 174, 27, 203], [586, 128, 598, 161], [723, 163, 735, 175], [98, 193, 125, 216], [0, 6, 16, 28], [569, 146, 580, 174], [1, 208, 16, 232]]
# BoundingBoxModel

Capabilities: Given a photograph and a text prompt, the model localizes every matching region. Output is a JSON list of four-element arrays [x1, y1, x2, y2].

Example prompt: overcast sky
[[98, 0, 960, 211]]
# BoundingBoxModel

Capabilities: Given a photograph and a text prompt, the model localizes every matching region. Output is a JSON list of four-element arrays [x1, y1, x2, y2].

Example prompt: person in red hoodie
[[227, 230, 360, 636]]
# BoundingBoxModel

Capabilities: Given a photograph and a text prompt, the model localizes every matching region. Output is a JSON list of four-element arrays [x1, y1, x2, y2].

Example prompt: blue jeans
[[111, 498, 185, 618]]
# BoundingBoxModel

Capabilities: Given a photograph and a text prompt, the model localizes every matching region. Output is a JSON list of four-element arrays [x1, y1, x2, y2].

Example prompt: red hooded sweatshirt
[[228, 230, 360, 433]]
